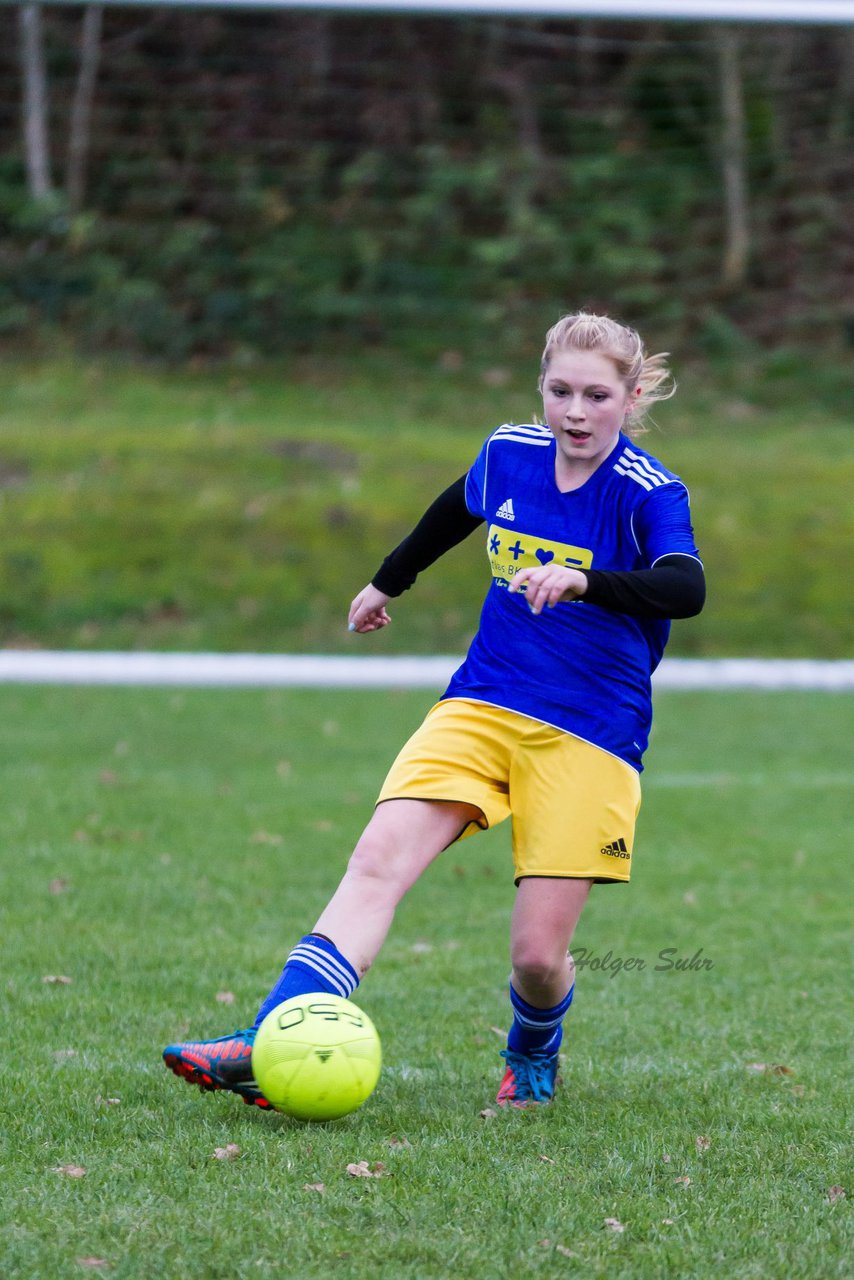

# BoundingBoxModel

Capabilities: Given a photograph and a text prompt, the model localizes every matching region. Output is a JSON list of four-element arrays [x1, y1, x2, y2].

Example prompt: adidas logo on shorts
[[601, 837, 630, 859], [496, 498, 515, 521]]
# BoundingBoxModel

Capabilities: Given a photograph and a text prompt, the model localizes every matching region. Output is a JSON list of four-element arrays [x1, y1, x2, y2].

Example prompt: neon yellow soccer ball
[[251, 994, 381, 1121]]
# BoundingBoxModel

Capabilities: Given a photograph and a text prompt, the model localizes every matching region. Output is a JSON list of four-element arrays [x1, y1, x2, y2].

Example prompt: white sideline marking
[[0, 652, 853, 690]]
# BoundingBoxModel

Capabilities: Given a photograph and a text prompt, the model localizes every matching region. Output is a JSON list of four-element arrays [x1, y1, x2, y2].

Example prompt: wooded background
[[4, 3, 853, 358]]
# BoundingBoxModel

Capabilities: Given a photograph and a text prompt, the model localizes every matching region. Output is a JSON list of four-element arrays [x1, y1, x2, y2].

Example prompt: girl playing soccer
[[163, 311, 705, 1108]]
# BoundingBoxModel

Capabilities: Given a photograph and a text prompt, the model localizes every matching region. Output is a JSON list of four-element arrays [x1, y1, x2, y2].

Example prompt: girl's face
[[541, 349, 632, 482]]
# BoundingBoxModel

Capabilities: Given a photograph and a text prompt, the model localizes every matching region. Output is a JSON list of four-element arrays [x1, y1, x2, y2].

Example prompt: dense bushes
[[1, 8, 852, 358]]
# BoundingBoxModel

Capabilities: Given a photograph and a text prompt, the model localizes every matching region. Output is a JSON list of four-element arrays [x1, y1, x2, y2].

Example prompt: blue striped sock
[[506, 982, 575, 1055], [253, 934, 359, 1030]]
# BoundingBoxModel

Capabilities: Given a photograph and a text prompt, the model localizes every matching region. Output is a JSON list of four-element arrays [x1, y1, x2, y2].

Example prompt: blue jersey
[[441, 424, 701, 771]]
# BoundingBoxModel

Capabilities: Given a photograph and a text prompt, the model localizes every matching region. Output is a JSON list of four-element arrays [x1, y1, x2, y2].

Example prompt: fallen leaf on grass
[[539, 1155, 556, 1164], [695, 1135, 711, 1151], [604, 1218, 625, 1233], [215, 991, 236, 1005], [747, 1063, 794, 1075], [53, 1164, 86, 1178], [479, 1108, 498, 1120], [387, 1136, 411, 1149], [303, 1183, 326, 1194], [827, 1186, 846, 1203], [49, 878, 70, 894], [95, 1096, 121, 1106], [346, 1161, 388, 1178], [76, 1258, 109, 1269], [674, 1176, 692, 1186], [662, 1154, 672, 1164], [43, 974, 72, 985], [212, 1144, 241, 1161], [538, 1241, 579, 1258]]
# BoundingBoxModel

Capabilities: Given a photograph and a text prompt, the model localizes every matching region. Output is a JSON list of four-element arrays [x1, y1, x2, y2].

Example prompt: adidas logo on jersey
[[600, 837, 630, 859], [496, 498, 515, 521]]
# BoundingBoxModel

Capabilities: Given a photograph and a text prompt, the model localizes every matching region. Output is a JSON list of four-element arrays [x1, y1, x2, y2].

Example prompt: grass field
[[1, 353, 853, 656], [2, 683, 851, 1279]]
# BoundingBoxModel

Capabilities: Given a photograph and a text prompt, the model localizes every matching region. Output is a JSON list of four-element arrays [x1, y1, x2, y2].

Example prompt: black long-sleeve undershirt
[[371, 475, 705, 620], [372, 475, 482, 597]]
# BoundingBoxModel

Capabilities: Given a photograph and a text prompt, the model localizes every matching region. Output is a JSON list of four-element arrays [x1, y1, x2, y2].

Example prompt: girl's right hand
[[348, 584, 392, 633]]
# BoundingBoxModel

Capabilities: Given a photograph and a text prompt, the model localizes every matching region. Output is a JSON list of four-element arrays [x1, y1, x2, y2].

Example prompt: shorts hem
[[376, 792, 490, 830], [514, 870, 631, 884]]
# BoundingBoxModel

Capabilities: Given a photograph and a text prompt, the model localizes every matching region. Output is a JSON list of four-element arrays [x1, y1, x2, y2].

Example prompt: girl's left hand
[[508, 565, 588, 616]]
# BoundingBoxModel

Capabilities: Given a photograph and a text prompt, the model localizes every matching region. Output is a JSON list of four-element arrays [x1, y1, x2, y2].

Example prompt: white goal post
[[31, 1, 854, 27]]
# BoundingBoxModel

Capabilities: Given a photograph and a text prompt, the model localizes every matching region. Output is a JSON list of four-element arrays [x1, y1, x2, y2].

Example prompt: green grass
[[1, 684, 851, 1279], [1, 352, 853, 655]]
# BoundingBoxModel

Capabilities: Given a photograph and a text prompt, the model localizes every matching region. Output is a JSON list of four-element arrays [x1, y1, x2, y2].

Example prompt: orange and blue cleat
[[496, 1047, 560, 1108], [162, 1028, 271, 1108]]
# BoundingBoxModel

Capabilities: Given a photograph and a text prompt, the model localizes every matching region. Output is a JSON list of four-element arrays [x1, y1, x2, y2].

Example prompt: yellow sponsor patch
[[486, 523, 593, 587]]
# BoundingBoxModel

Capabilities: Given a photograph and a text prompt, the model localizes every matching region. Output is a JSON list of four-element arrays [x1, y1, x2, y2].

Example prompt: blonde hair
[[539, 311, 675, 434]]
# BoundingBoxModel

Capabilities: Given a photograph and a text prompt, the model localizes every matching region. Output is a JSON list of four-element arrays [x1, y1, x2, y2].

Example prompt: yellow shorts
[[377, 699, 642, 883]]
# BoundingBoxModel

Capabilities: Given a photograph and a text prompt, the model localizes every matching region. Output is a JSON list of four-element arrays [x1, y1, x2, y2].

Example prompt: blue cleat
[[162, 1027, 271, 1108], [496, 1047, 559, 1108]]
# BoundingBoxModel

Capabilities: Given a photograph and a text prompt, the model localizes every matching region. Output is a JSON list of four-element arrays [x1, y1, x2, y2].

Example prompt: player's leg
[[252, 796, 483, 1026], [162, 797, 480, 1105], [497, 723, 641, 1107], [496, 876, 590, 1107], [509, 873, 590, 1011]]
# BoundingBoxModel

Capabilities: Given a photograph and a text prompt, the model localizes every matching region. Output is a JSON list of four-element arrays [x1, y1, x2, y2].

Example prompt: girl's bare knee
[[346, 830, 394, 884], [511, 945, 570, 993]]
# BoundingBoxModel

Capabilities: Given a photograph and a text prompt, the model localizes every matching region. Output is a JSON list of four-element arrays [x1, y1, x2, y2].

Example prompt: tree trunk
[[827, 28, 854, 149], [66, 2, 103, 213], [716, 25, 749, 290], [19, 2, 52, 200]]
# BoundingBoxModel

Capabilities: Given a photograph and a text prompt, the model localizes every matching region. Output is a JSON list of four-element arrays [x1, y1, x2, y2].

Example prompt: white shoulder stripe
[[492, 433, 551, 447], [614, 462, 654, 491], [614, 450, 672, 489], [622, 446, 672, 486], [635, 457, 670, 486], [493, 423, 551, 439]]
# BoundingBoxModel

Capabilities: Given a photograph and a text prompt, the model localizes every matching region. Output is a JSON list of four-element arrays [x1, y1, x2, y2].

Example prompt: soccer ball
[[252, 994, 381, 1121]]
